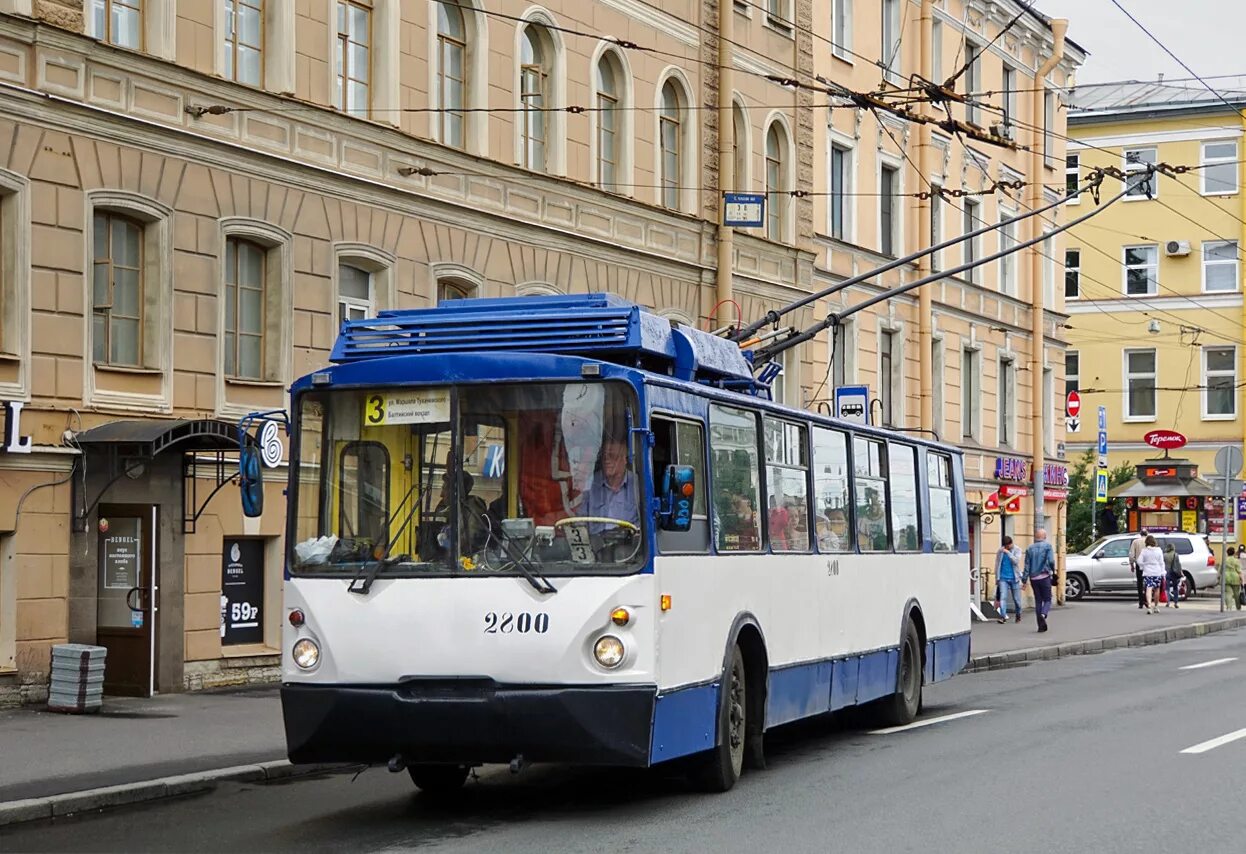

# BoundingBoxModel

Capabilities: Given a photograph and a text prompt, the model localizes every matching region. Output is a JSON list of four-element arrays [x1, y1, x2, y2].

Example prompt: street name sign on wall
[[723, 193, 765, 228]]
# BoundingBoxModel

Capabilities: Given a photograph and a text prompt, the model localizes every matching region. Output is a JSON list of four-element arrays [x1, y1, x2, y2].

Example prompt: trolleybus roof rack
[[330, 293, 765, 394]]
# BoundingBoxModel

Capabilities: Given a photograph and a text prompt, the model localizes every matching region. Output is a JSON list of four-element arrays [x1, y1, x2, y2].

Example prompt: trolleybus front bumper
[[281, 680, 657, 767]]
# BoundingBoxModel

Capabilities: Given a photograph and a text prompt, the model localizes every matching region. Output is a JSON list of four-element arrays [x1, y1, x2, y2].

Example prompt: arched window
[[765, 121, 790, 242], [659, 79, 685, 210], [732, 102, 748, 190], [520, 26, 549, 171], [436, 1, 466, 149], [437, 278, 475, 301], [596, 54, 620, 190]]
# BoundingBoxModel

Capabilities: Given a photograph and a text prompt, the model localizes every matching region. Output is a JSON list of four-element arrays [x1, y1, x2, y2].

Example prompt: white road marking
[[869, 709, 990, 735], [1180, 728, 1246, 755], [1179, 657, 1238, 671]]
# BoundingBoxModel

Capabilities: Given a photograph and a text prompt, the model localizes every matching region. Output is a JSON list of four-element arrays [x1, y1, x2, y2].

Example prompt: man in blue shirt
[[994, 535, 1023, 624], [1022, 529, 1057, 633], [580, 439, 639, 534]]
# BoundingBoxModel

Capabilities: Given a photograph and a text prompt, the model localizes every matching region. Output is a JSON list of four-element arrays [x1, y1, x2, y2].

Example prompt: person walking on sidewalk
[[1138, 535, 1166, 614], [1163, 542, 1183, 609], [994, 536, 1024, 624], [1129, 528, 1149, 610], [1224, 546, 1243, 611], [1022, 529, 1056, 633]]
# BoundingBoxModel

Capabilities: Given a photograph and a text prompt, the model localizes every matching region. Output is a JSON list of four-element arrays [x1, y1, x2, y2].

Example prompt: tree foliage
[[1066, 449, 1136, 553]]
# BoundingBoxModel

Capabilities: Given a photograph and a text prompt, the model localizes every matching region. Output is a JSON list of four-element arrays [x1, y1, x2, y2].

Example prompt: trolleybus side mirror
[[240, 445, 264, 518], [659, 465, 695, 533]]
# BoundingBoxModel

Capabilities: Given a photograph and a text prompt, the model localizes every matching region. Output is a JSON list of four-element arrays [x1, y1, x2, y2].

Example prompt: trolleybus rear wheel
[[876, 622, 922, 727], [691, 645, 746, 792]]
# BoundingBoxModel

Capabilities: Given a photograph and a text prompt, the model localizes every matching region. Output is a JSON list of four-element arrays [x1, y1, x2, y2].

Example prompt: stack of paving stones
[[47, 644, 107, 714]]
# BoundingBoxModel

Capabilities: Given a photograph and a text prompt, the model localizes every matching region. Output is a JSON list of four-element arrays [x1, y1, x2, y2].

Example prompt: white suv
[[1064, 533, 1218, 601]]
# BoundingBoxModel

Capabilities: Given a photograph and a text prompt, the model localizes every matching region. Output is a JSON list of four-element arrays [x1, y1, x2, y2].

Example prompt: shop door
[[96, 506, 158, 697]]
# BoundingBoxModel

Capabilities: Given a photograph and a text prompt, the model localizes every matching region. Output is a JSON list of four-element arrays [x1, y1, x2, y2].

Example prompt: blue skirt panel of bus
[[649, 631, 971, 763]]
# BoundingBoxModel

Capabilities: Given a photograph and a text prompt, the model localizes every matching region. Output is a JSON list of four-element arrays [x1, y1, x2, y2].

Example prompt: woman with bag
[[1137, 535, 1166, 614], [1224, 546, 1242, 611], [1163, 542, 1182, 608]]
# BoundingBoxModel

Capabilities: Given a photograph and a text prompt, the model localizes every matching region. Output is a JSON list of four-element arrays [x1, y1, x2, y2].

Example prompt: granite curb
[[966, 614, 1246, 673], [0, 760, 357, 829]]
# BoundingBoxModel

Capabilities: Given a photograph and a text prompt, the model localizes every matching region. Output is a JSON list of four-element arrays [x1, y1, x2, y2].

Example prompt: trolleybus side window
[[764, 418, 811, 552], [338, 441, 390, 548], [927, 451, 956, 552], [889, 442, 921, 552], [710, 404, 762, 552], [853, 436, 890, 552], [811, 426, 853, 552], [652, 415, 710, 553]]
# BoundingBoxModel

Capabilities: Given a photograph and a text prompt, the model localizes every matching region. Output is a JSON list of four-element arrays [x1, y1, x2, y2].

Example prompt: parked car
[[1064, 533, 1218, 601]]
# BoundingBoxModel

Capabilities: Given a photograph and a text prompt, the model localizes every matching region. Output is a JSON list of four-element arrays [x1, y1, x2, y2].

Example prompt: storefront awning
[[74, 419, 246, 456], [1109, 477, 1218, 499]]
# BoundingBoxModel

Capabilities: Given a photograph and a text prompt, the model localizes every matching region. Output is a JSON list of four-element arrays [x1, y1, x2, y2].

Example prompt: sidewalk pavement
[[969, 595, 1246, 666], [3, 599, 1246, 827]]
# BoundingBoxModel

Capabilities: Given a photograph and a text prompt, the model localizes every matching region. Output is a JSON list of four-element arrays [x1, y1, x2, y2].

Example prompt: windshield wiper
[[348, 484, 429, 595], [494, 535, 558, 595]]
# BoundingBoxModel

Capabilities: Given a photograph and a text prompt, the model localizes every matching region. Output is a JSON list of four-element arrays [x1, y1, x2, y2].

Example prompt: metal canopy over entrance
[[72, 419, 254, 533]]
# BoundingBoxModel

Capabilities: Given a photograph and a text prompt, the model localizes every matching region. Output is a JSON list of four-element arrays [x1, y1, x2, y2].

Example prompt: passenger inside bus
[[420, 470, 489, 560]]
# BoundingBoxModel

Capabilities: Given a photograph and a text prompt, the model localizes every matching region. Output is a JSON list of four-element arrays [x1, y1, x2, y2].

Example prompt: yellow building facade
[[1067, 84, 1246, 538]]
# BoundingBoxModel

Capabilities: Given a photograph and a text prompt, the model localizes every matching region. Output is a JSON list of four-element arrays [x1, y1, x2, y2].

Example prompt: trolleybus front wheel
[[690, 645, 746, 793], [408, 764, 470, 797]]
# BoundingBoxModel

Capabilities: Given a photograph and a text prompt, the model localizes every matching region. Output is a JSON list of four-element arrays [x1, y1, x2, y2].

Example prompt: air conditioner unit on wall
[[1165, 240, 1191, 257]]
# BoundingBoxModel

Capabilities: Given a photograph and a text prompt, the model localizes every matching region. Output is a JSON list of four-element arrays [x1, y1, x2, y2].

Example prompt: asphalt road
[[5, 628, 1246, 854]]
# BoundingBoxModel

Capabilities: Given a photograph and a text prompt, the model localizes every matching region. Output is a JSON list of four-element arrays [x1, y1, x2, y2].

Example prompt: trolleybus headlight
[[593, 635, 625, 668], [292, 638, 320, 669]]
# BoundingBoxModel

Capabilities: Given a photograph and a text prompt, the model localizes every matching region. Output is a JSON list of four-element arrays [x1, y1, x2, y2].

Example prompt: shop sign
[[994, 457, 1030, 482], [1044, 464, 1069, 487], [1, 401, 31, 454], [1138, 496, 1180, 511], [1181, 511, 1198, 533], [1239, 497, 1246, 522], [1144, 430, 1187, 451], [1044, 489, 1069, 501], [221, 539, 265, 646], [999, 485, 1029, 498], [1142, 466, 1177, 478]]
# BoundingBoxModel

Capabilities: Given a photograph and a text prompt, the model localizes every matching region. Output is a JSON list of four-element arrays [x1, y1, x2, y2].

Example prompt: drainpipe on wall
[[716, 0, 735, 319], [1031, 19, 1067, 595], [917, 0, 935, 435]]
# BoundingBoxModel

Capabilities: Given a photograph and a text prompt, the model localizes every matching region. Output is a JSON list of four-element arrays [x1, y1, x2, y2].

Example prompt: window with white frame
[[829, 142, 852, 240], [961, 347, 979, 440], [520, 25, 550, 172], [1203, 240, 1239, 292], [595, 52, 623, 191], [90, 0, 142, 50], [1065, 153, 1080, 201], [1124, 245, 1158, 296], [334, 0, 370, 118], [997, 356, 1014, 446], [338, 264, 372, 324], [998, 212, 1017, 295], [881, 0, 902, 86], [832, 0, 853, 61], [1002, 66, 1016, 132], [732, 103, 748, 190], [930, 183, 942, 271], [879, 329, 897, 426], [931, 19, 942, 83], [963, 42, 979, 125], [1043, 91, 1055, 167], [659, 78, 686, 210], [831, 318, 855, 388], [224, 0, 263, 87], [1043, 236, 1056, 306], [1202, 141, 1239, 195], [932, 335, 945, 436], [437, 278, 476, 301], [1124, 147, 1157, 198], [1065, 349, 1079, 396], [765, 122, 790, 242], [1203, 346, 1237, 418], [1065, 248, 1080, 299], [766, 0, 792, 31], [436, 0, 467, 149], [1124, 348, 1157, 419], [1043, 366, 1054, 455], [92, 211, 144, 367], [963, 198, 981, 283], [879, 162, 899, 256]]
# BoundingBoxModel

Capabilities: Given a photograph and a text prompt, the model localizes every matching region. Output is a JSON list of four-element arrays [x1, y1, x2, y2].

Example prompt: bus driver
[[579, 438, 640, 532]]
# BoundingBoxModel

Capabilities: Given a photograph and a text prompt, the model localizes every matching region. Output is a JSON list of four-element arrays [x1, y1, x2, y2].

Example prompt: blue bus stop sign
[[723, 193, 765, 228]]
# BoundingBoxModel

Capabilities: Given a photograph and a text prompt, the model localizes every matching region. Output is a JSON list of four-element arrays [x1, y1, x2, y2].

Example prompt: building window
[[931, 19, 942, 82], [1124, 348, 1157, 420], [766, 0, 793, 30], [90, 0, 142, 50], [881, 0, 902, 86], [963, 42, 979, 125], [223, 0, 263, 86], [1066, 350, 1079, 396], [765, 122, 789, 242], [962, 348, 979, 440], [963, 198, 981, 283], [436, 1, 466, 149], [334, 0, 370, 118], [879, 329, 898, 427], [1065, 248, 1081, 299], [831, 317, 854, 388], [519, 27, 553, 171], [338, 264, 372, 324], [224, 237, 266, 380], [1203, 346, 1237, 418], [930, 183, 942, 271], [437, 278, 476, 301], [1043, 236, 1056, 306], [595, 54, 621, 190], [1203, 240, 1239, 293], [1043, 91, 1055, 167], [831, 0, 852, 61], [92, 212, 143, 367], [997, 357, 1014, 446], [732, 102, 748, 189], [1065, 153, 1080, 200], [659, 79, 685, 210], [998, 213, 1017, 295], [880, 163, 899, 256], [1124, 245, 1158, 296], [829, 143, 851, 240], [1001, 66, 1016, 132], [1202, 141, 1239, 195], [1124, 147, 1157, 198], [932, 336, 945, 436]]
